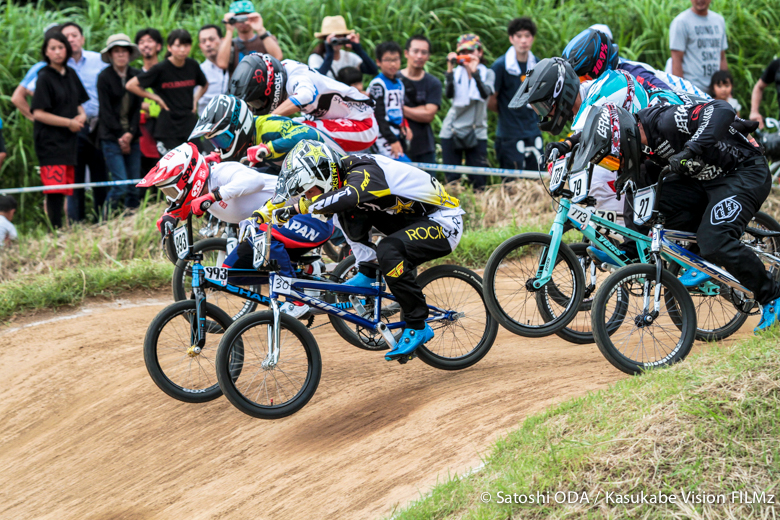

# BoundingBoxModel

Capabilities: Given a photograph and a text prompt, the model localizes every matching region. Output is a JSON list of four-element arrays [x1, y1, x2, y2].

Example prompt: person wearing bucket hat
[[439, 33, 494, 189], [308, 15, 377, 80], [97, 34, 143, 211], [216, 0, 282, 73]]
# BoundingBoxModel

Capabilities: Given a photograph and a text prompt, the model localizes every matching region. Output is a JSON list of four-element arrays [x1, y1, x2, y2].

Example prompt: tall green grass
[[2, 0, 780, 229]]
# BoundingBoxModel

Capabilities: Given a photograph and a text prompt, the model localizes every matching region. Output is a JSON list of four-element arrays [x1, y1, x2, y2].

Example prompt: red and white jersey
[[283, 60, 375, 121], [206, 162, 275, 223]]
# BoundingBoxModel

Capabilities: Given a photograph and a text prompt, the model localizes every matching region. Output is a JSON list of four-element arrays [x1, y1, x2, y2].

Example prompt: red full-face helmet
[[137, 142, 210, 219]]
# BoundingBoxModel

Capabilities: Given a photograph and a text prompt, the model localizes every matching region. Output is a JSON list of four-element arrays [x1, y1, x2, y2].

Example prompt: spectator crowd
[[0, 0, 777, 236]]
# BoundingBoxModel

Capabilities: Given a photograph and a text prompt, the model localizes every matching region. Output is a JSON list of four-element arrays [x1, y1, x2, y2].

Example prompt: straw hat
[[100, 33, 141, 63], [314, 16, 355, 39]]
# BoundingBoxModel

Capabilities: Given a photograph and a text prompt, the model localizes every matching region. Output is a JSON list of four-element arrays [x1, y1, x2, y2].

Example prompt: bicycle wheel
[[666, 262, 747, 341], [539, 243, 628, 344], [215, 311, 322, 419], [172, 237, 259, 321], [483, 233, 585, 338], [414, 265, 498, 370], [592, 264, 697, 375], [747, 211, 780, 257], [143, 300, 234, 403], [325, 255, 403, 351]]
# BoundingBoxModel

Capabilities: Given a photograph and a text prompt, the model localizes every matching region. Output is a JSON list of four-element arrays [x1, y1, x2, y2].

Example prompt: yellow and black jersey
[[309, 154, 460, 216]]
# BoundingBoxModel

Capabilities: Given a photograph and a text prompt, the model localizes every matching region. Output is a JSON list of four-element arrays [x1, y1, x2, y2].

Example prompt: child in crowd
[[0, 115, 7, 171], [710, 70, 741, 115], [336, 66, 365, 94], [368, 41, 411, 161], [0, 196, 18, 247]]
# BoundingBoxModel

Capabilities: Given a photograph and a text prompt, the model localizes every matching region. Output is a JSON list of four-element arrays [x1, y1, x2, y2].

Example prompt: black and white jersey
[[637, 100, 761, 180], [309, 154, 460, 216]]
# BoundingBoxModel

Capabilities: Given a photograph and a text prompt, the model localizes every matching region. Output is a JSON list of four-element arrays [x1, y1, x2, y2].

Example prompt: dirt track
[[0, 292, 756, 520]]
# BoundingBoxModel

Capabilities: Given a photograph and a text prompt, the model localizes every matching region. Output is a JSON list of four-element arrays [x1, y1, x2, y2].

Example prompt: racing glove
[[544, 141, 571, 163], [668, 147, 704, 176], [247, 144, 270, 164], [238, 217, 258, 243], [203, 151, 222, 164], [251, 198, 287, 225], [157, 213, 178, 240], [190, 192, 216, 216]]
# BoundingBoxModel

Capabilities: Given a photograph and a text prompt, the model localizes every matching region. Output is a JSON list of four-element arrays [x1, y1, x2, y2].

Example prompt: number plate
[[271, 274, 294, 296], [567, 204, 592, 231], [173, 225, 189, 256], [203, 266, 229, 286], [633, 186, 656, 225], [549, 158, 566, 192], [593, 209, 617, 224], [252, 234, 267, 269], [569, 169, 589, 203]]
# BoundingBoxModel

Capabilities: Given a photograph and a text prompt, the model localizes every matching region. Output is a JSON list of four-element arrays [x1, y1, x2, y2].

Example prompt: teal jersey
[[573, 69, 650, 132]]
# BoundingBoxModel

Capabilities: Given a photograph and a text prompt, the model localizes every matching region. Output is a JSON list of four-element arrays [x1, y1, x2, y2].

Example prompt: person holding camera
[[216, 0, 282, 74], [308, 16, 377, 80], [439, 34, 494, 189]]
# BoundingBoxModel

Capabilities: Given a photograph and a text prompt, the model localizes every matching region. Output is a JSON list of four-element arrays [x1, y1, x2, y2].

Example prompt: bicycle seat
[[745, 226, 780, 239]]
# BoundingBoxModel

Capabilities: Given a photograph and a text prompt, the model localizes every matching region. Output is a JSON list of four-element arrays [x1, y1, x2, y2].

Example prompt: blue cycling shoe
[[587, 246, 621, 267], [678, 268, 712, 288], [755, 299, 780, 334], [385, 324, 435, 361], [343, 272, 374, 288]]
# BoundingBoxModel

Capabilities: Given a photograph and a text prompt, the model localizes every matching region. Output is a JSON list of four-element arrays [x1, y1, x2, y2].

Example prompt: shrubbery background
[[2, 0, 779, 228]]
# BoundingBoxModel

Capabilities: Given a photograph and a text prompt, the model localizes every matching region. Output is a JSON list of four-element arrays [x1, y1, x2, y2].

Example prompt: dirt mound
[[0, 293, 754, 519]]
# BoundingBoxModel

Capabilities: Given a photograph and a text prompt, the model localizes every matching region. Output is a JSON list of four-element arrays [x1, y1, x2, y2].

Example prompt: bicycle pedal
[[394, 353, 417, 365]]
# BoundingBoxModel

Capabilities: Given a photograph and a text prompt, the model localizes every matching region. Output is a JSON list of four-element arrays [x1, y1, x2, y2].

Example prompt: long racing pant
[[630, 159, 780, 305], [223, 214, 333, 285], [336, 207, 464, 329]]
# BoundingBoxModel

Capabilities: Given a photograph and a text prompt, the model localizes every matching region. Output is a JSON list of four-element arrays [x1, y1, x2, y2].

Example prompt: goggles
[[530, 100, 554, 118], [208, 129, 235, 151], [598, 155, 621, 171]]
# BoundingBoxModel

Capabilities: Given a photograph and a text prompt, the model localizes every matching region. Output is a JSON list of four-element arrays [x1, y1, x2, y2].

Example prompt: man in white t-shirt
[[196, 24, 229, 116], [669, 0, 728, 92], [0, 196, 18, 247]]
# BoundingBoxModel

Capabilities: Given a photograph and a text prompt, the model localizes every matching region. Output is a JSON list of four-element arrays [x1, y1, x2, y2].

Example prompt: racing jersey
[[637, 100, 761, 180], [573, 69, 650, 131], [309, 154, 461, 217], [206, 161, 276, 223], [368, 73, 405, 144], [253, 115, 345, 163], [618, 59, 710, 99], [283, 60, 375, 121]]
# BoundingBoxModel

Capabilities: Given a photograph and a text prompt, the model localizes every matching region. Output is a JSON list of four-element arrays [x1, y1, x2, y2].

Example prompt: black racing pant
[[357, 214, 455, 330], [630, 160, 780, 305]]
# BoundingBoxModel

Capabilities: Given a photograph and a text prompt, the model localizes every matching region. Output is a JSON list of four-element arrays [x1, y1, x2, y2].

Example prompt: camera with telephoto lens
[[450, 54, 473, 65], [330, 37, 352, 46], [225, 14, 249, 24]]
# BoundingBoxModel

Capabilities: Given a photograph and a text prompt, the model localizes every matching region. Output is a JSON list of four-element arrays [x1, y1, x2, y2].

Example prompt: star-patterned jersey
[[309, 154, 461, 216]]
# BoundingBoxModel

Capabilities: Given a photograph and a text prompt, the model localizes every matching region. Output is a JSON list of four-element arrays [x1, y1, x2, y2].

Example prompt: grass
[[388, 332, 780, 520], [3, 0, 780, 229], [0, 258, 173, 320]]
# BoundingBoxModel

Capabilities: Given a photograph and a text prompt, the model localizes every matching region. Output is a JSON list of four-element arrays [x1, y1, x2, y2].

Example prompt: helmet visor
[[208, 130, 235, 151]]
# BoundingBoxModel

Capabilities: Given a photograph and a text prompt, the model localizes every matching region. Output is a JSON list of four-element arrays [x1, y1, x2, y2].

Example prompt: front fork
[[536, 199, 570, 287], [643, 225, 664, 317], [191, 262, 207, 349], [264, 299, 282, 368]]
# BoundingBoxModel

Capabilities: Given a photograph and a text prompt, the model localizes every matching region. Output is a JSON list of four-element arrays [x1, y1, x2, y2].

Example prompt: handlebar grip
[[200, 200, 212, 212], [548, 148, 560, 163]]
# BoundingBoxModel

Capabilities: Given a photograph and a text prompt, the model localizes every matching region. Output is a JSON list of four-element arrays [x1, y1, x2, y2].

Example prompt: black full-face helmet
[[509, 57, 580, 135], [189, 95, 255, 160], [228, 53, 288, 114], [571, 103, 642, 192]]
